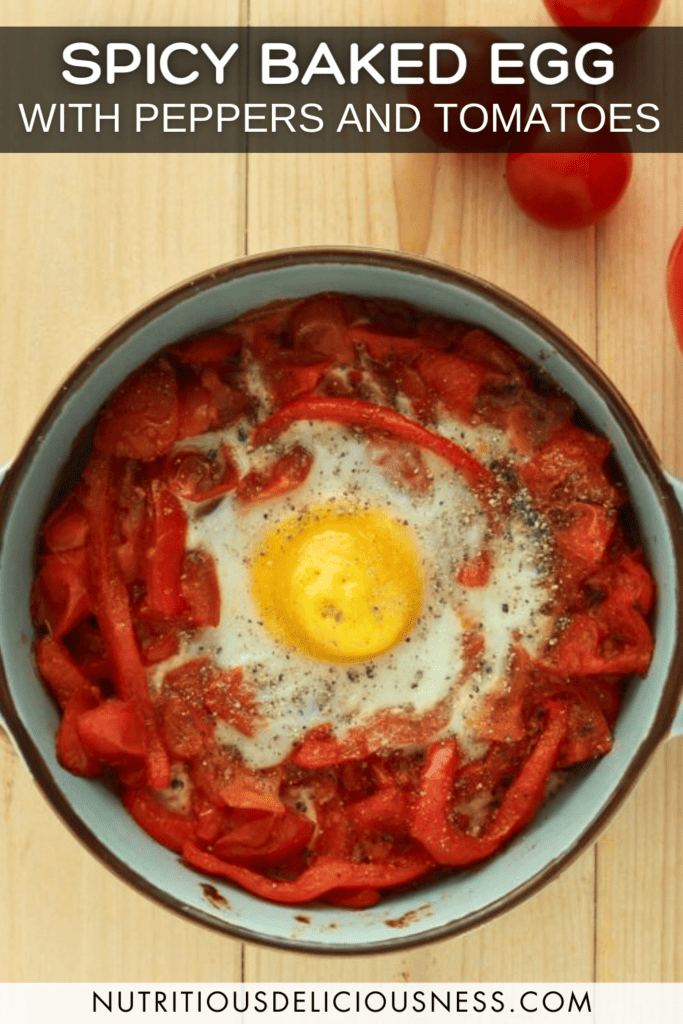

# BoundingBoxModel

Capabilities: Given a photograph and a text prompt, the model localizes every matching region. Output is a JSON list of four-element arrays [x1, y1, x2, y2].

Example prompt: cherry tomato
[[506, 106, 633, 229], [666, 227, 683, 353], [542, 0, 661, 28], [407, 28, 530, 152]]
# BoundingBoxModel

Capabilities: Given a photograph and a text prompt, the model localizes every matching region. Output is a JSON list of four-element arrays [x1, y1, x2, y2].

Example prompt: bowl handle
[[0, 460, 20, 758], [665, 471, 683, 739]]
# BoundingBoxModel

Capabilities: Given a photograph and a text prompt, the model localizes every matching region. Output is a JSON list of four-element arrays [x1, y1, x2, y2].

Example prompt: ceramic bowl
[[1, 248, 682, 953]]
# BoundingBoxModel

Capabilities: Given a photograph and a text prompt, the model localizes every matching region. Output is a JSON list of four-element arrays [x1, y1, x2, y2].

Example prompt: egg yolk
[[250, 500, 425, 663]]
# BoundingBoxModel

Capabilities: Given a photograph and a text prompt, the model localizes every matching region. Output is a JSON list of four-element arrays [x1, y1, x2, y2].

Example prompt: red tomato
[[407, 28, 530, 152], [77, 698, 147, 764], [667, 227, 683, 354], [165, 445, 239, 502], [542, 0, 661, 28], [180, 549, 221, 628], [32, 548, 91, 637], [94, 359, 179, 461], [290, 293, 355, 366], [235, 445, 314, 504], [506, 106, 633, 229]]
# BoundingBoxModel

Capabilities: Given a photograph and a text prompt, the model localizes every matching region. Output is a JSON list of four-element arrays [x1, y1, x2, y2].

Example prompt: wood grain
[[0, 0, 681, 986]]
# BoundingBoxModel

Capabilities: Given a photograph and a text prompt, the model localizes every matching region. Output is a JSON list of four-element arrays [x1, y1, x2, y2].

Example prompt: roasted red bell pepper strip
[[85, 457, 170, 790], [412, 701, 567, 867], [322, 886, 381, 909], [212, 807, 314, 865], [42, 504, 89, 552], [181, 842, 434, 904], [124, 790, 197, 853], [173, 331, 241, 365], [32, 548, 91, 638], [348, 786, 410, 835], [143, 481, 187, 618], [34, 635, 94, 710], [251, 396, 495, 497], [76, 698, 147, 765], [180, 550, 221, 629], [55, 685, 102, 777]]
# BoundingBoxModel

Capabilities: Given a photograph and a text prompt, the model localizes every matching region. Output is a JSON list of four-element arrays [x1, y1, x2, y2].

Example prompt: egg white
[[151, 416, 555, 768]]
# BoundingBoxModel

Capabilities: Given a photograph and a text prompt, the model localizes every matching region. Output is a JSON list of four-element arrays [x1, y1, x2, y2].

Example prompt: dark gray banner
[[0, 27, 677, 153]]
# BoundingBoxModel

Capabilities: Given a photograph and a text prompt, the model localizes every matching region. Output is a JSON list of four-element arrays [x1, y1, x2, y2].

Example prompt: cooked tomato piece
[[176, 376, 215, 440], [56, 685, 103, 777], [292, 723, 370, 769], [290, 294, 355, 366], [32, 548, 91, 638], [555, 503, 616, 567], [198, 367, 252, 427], [94, 359, 179, 461], [263, 351, 334, 407], [236, 445, 314, 504], [589, 552, 656, 617], [181, 549, 220, 628], [456, 548, 492, 588], [34, 635, 95, 710], [159, 695, 213, 760], [502, 393, 574, 454], [77, 698, 147, 764], [165, 445, 239, 502], [545, 604, 653, 678], [162, 657, 260, 739], [203, 666, 260, 738], [134, 614, 181, 665], [173, 330, 241, 365], [520, 423, 615, 505], [212, 807, 314, 865], [42, 499, 89, 552], [124, 789, 197, 853], [62, 619, 112, 685], [353, 324, 423, 363], [415, 350, 486, 421], [553, 687, 613, 767], [191, 749, 283, 814], [391, 361, 438, 423], [372, 439, 433, 494]]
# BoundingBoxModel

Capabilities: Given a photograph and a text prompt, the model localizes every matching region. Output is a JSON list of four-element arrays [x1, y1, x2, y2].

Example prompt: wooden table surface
[[1, 0, 682, 985]]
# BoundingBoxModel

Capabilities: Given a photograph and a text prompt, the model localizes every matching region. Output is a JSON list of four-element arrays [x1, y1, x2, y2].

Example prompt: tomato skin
[[164, 445, 239, 502], [506, 107, 633, 230], [55, 685, 103, 777], [34, 636, 94, 710], [77, 698, 147, 765], [94, 359, 179, 461], [32, 548, 91, 638], [290, 293, 356, 366], [542, 0, 661, 28], [407, 28, 530, 152], [667, 227, 683, 354], [235, 445, 314, 505], [180, 549, 221, 628]]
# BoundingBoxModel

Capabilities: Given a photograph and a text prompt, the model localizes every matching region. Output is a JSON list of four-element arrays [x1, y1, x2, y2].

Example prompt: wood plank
[[0, 0, 246, 982], [244, 0, 596, 985], [595, 142, 683, 979]]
